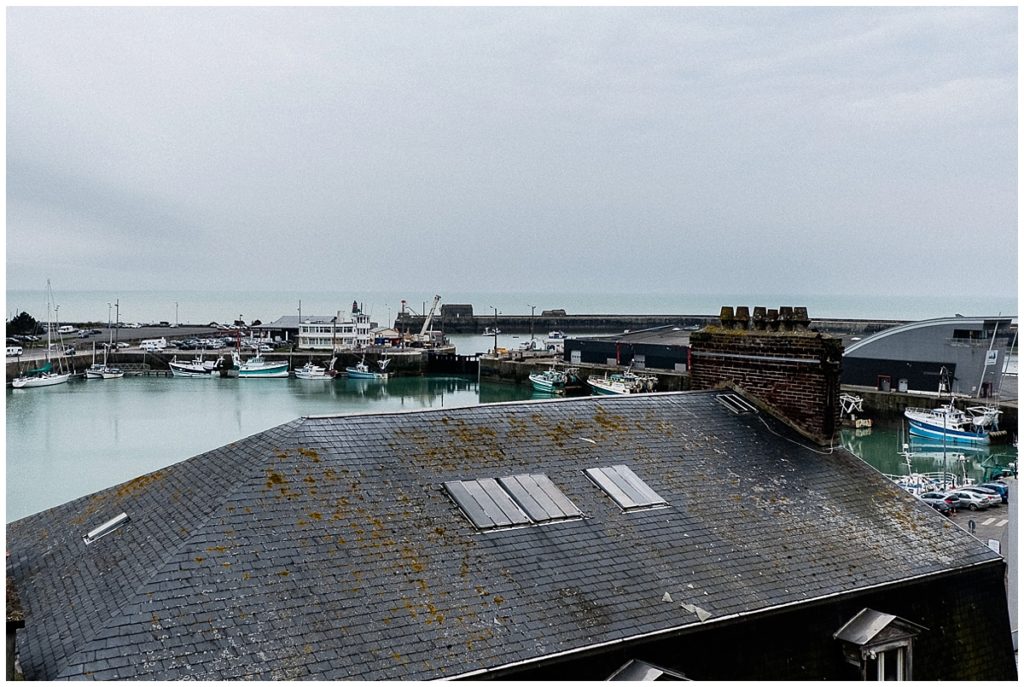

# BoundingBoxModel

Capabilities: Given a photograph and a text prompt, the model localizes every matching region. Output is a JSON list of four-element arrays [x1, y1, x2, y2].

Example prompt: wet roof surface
[[6, 391, 999, 679]]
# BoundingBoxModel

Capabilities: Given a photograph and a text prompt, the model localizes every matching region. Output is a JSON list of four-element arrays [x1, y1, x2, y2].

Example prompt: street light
[[175, 301, 179, 327], [490, 306, 499, 355]]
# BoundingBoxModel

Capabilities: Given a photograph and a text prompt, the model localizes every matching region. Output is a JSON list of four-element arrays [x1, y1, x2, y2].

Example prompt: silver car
[[949, 490, 991, 511]]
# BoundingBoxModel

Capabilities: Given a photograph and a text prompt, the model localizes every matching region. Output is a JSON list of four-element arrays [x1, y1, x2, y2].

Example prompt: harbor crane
[[419, 295, 441, 339]]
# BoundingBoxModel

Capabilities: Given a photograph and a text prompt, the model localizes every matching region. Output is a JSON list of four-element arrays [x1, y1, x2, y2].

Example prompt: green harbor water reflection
[[839, 421, 1017, 484]]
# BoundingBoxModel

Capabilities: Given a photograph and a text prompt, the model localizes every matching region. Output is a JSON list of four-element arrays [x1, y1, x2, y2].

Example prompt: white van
[[6, 346, 23, 357], [140, 337, 167, 351], [57, 325, 78, 335]]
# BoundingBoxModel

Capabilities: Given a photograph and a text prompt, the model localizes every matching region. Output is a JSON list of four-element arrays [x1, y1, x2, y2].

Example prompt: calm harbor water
[[8, 359, 1017, 523], [6, 373, 537, 522]]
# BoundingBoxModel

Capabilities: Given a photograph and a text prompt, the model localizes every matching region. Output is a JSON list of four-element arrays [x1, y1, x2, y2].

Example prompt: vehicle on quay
[[956, 485, 1002, 508], [948, 490, 992, 512], [978, 482, 1009, 504], [587, 368, 657, 396], [232, 350, 289, 378], [6, 346, 23, 357], [346, 356, 390, 380], [919, 491, 961, 513], [140, 337, 167, 351]]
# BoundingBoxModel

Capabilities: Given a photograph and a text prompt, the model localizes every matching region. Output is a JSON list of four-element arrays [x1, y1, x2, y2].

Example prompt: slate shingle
[[7, 392, 1002, 679]]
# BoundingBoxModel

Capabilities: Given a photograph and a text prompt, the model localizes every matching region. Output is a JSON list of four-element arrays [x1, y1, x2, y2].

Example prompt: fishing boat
[[483, 327, 501, 336], [586, 369, 657, 396], [529, 366, 579, 394], [232, 350, 289, 378], [294, 356, 337, 380], [11, 281, 71, 389], [904, 400, 1004, 445], [346, 356, 390, 380], [545, 331, 566, 352], [169, 353, 221, 377]]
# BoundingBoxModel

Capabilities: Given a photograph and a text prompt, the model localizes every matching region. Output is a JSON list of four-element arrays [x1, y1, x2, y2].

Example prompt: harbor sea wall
[[397, 308, 906, 335]]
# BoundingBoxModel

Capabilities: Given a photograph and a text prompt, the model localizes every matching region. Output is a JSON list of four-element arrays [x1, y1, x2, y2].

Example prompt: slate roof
[[6, 391, 1001, 680]]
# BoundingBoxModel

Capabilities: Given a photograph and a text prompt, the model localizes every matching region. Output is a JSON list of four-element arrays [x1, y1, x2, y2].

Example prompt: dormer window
[[834, 608, 927, 681]]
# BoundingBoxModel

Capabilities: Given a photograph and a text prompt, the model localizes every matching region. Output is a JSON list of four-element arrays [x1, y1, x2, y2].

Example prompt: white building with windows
[[297, 311, 372, 351]]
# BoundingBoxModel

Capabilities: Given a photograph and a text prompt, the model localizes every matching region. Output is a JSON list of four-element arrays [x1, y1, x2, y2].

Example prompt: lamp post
[[175, 301, 179, 327], [529, 304, 536, 346], [490, 306, 499, 355]]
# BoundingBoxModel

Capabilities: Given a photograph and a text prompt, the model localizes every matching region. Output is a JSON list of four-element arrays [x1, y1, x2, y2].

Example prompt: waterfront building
[[6, 316, 1015, 680], [841, 316, 1016, 397], [296, 310, 372, 351], [562, 324, 691, 371]]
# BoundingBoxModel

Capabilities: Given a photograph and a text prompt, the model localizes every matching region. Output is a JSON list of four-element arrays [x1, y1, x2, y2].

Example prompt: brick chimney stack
[[688, 306, 843, 445]]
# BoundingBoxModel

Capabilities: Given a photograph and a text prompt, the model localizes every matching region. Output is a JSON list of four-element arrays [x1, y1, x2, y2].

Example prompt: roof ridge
[[53, 417, 309, 679]]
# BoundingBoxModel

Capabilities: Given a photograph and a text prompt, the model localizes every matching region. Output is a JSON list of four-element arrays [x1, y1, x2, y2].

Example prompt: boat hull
[[12, 373, 71, 388], [238, 366, 289, 378], [907, 419, 991, 445], [529, 372, 565, 393], [346, 368, 387, 380]]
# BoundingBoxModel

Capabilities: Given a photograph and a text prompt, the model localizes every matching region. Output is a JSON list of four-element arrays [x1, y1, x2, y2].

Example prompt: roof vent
[[82, 512, 130, 545], [715, 393, 758, 414]]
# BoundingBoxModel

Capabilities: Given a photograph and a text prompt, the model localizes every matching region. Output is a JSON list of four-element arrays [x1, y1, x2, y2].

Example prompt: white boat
[[11, 281, 71, 389], [586, 369, 657, 396], [233, 350, 289, 378], [346, 356, 390, 380], [169, 353, 221, 377], [85, 324, 124, 379], [294, 357, 337, 380], [904, 400, 1004, 445], [483, 327, 501, 336], [545, 331, 566, 352]]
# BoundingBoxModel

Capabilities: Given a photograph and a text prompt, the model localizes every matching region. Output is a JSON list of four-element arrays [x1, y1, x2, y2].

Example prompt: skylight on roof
[[585, 465, 667, 511], [498, 474, 582, 523], [443, 479, 531, 530], [715, 393, 758, 414], [444, 474, 582, 530]]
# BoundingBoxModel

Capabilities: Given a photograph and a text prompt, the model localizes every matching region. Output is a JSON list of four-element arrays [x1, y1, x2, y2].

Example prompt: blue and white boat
[[904, 400, 1003, 445], [232, 350, 289, 378], [346, 356, 390, 380], [529, 366, 578, 394]]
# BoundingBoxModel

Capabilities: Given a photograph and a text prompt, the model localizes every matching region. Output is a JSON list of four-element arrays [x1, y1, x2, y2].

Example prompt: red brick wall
[[689, 327, 843, 445]]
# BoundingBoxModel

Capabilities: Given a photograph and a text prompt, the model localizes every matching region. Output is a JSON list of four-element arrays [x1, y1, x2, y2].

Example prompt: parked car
[[949, 490, 991, 511], [920, 491, 960, 513], [957, 486, 1002, 508], [979, 482, 1009, 504]]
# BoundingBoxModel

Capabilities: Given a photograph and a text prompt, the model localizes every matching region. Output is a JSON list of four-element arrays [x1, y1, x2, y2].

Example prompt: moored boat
[[11, 281, 71, 389], [904, 400, 1005, 445], [169, 354, 221, 377], [346, 356, 390, 380], [295, 357, 337, 380], [233, 350, 289, 378], [529, 366, 579, 394], [587, 369, 657, 396]]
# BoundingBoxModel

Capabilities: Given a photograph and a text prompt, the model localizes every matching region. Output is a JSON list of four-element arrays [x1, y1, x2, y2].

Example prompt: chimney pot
[[735, 306, 750, 330], [720, 306, 735, 328]]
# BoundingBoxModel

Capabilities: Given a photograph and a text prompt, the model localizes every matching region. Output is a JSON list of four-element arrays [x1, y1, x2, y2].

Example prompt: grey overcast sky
[[5, 6, 1018, 298]]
